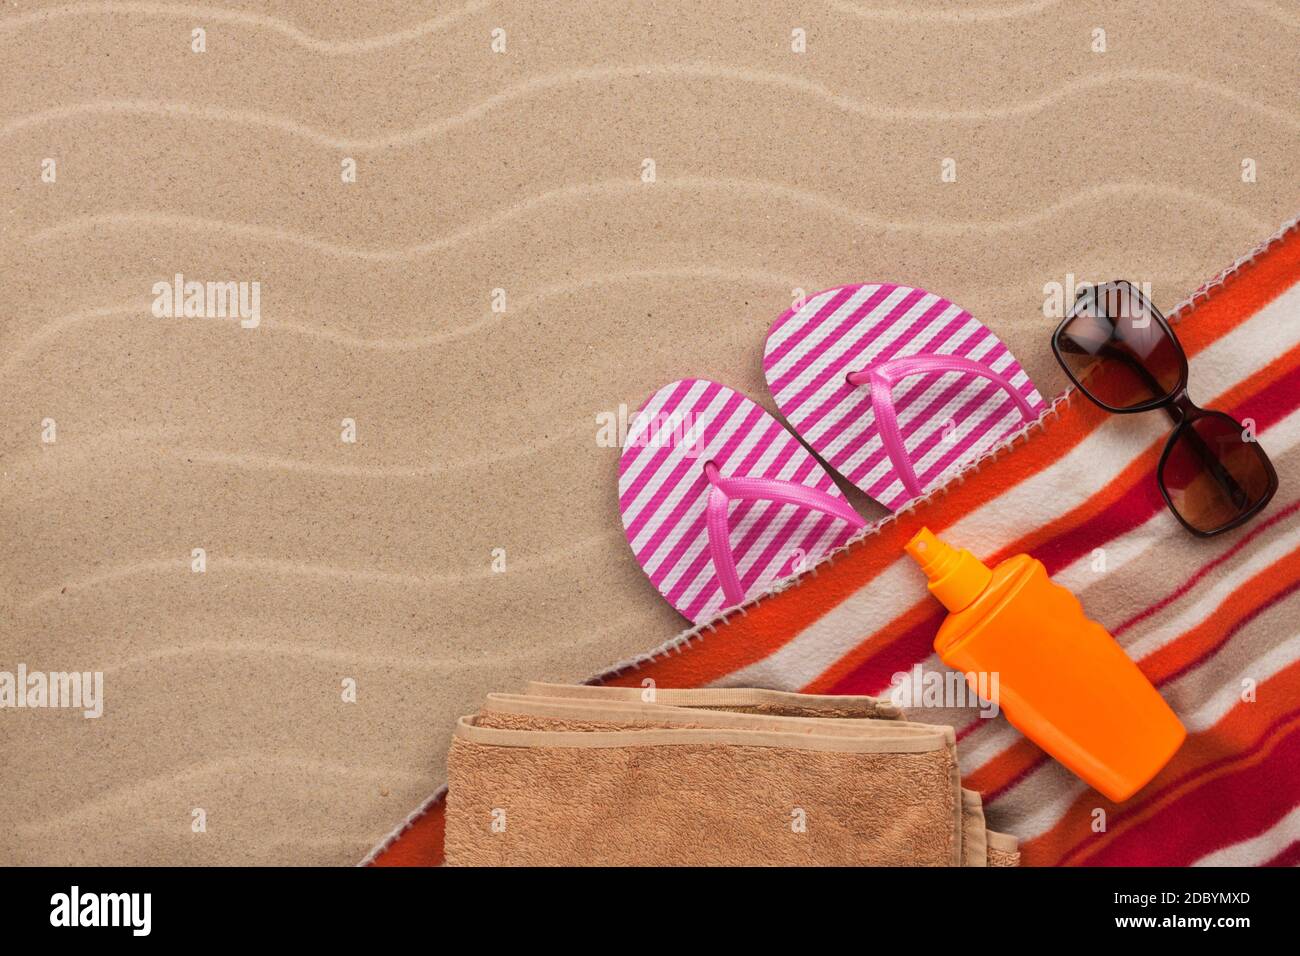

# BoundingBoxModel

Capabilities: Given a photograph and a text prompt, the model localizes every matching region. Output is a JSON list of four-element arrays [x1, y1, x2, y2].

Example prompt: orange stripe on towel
[[368, 800, 446, 868], [1174, 227, 1300, 356], [1145, 548, 1300, 685]]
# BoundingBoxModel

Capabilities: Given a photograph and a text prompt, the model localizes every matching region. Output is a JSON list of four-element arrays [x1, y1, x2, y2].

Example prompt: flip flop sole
[[618, 378, 860, 624], [764, 283, 1047, 510]]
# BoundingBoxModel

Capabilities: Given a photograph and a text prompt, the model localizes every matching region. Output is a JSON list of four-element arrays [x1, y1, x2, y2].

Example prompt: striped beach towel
[[368, 219, 1300, 867]]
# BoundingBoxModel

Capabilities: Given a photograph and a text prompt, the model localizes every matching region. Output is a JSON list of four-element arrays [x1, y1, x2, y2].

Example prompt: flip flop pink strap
[[846, 354, 1038, 499], [703, 460, 866, 607]]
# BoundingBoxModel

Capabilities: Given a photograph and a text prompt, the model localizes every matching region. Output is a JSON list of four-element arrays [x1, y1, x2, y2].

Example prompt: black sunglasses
[[1052, 281, 1278, 537]]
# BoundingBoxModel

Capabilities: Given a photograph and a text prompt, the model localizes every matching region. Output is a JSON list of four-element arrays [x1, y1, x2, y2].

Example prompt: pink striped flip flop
[[764, 283, 1047, 511], [618, 379, 866, 623]]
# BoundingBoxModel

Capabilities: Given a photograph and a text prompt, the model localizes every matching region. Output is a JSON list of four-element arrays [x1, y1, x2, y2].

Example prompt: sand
[[1, 0, 1296, 865]]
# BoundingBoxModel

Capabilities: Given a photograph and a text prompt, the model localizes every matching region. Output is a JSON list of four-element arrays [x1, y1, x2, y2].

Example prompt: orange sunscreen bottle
[[904, 527, 1185, 802]]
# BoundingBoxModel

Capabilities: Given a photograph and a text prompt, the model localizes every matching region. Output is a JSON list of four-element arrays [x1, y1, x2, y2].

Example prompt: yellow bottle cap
[[904, 527, 993, 613]]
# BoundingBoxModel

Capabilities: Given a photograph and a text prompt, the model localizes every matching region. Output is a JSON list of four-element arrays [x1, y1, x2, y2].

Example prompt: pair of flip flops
[[619, 283, 1047, 623]]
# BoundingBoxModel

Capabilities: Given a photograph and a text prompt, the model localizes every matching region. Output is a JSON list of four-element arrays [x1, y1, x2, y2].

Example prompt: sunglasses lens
[[1160, 412, 1276, 533], [1056, 283, 1185, 410]]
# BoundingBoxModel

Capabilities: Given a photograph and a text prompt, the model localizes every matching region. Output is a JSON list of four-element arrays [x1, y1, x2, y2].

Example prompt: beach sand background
[[1, 0, 1297, 865]]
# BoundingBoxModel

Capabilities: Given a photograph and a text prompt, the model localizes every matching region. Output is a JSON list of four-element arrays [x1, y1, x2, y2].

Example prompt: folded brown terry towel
[[445, 683, 1018, 867]]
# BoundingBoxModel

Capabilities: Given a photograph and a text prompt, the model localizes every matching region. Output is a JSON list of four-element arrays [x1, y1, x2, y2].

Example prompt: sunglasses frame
[[1052, 281, 1279, 537]]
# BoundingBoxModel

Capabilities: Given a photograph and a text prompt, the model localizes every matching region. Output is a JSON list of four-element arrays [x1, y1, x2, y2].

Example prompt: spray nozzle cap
[[904, 527, 993, 613]]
